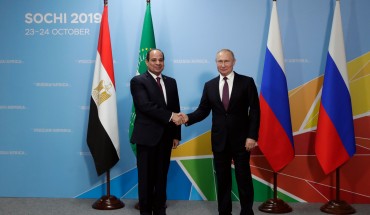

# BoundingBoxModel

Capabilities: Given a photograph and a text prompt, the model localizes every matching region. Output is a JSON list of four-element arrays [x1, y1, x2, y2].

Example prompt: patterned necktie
[[222, 77, 229, 110], [156, 77, 164, 95]]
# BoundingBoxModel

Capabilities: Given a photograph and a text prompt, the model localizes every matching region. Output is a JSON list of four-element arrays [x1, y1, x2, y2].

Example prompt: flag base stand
[[320, 200, 355, 214], [259, 198, 292, 213], [91, 170, 125, 210], [319, 168, 356, 214], [92, 195, 125, 210], [259, 172, 292, 213]]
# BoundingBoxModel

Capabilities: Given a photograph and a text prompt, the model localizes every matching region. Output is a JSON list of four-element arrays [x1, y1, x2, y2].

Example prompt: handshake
[[171, 113, 189, 126]]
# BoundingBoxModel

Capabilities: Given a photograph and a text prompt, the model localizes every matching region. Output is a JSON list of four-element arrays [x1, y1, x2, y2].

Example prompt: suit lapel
[[228, 72, 240, 110], [209, 76, 224, 110], [162, 75, 170, 105], [162, 75, 169, 90]]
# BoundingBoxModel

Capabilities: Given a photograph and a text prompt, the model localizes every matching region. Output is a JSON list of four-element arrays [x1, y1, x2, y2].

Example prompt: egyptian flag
[[258, 0, 295, 172], [87, 4, 120, 176], [315, 0, 356, 174]]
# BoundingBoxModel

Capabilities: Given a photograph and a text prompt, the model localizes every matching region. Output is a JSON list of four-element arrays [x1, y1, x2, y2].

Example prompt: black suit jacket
[[130, 71, 181, 146], [187, 72, 260, 152]]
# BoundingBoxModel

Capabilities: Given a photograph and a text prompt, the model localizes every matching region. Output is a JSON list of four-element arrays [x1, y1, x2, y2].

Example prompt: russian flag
[[87, 4, 120, 176], [315, 1, 356, 175], [258, 0, 294, 173]]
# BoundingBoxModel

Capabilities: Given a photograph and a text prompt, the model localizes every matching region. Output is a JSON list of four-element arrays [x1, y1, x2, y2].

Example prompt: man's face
[[216, 51, 235, 77], [146, 50, 164, 76]]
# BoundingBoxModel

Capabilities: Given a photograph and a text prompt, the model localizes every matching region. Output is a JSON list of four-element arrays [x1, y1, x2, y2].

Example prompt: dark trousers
[[136, 139, 172, 215], [213, 149, 254, 215]]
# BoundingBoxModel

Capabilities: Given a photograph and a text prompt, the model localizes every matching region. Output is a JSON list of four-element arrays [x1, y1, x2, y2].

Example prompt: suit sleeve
[[172, 80, 182, 141], [187, 83, 212, 126], [247, 78, 260, 141]]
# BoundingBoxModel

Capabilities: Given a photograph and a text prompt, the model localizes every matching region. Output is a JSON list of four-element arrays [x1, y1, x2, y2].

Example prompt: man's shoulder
[[162, 74, 176, 82], [234, 72, 254, 81], [131, 72, 149, 81], [205, 76, 219, 85]]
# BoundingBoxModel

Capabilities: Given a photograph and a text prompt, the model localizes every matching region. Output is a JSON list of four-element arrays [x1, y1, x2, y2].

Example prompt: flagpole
[[258, 0, 293, 212], [316, 0, 356, 213], [320, 167, 356, 214], [89, 0, 124, 209], [259, 172, 292, 213], [92, 170, 125, 210]]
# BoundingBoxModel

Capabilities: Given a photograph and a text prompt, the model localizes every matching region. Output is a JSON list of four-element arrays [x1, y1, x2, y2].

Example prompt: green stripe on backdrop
[[181, 158, 300, 202], [180, 158, 217, 200]]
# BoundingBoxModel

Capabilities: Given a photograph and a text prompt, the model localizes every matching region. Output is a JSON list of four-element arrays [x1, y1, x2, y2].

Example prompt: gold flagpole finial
[[147, 0, 150, 4], [104, 0, 108, 6]]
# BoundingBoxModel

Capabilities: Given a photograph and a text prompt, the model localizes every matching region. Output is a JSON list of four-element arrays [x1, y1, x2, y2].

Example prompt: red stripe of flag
[[97, 6, 115, 87]]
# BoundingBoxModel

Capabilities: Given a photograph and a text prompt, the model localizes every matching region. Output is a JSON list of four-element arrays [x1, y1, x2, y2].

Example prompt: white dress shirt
[[148, 71, 167, 104], [219, 71, 234, 101]]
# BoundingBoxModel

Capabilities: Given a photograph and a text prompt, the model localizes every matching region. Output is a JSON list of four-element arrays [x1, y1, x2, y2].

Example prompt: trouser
[[136, 139, 172, 215], [213, 149, 254, 215]]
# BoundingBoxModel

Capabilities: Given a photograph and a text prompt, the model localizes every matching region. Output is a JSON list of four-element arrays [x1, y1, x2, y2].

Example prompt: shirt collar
[[219, 71, 234, 81], [148, 71, 162, 79]]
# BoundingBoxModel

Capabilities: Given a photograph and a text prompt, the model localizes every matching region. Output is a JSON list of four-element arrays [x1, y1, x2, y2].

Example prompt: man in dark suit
[[180, 49, 260, 215], [130, 49, 182, 215]]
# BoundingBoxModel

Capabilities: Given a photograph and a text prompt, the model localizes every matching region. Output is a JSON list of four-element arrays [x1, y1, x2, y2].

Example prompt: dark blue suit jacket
[[130, 71, 181, 146], [187, 72, 260, 152]]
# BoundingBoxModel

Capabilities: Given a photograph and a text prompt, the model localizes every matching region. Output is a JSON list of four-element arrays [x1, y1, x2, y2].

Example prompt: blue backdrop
[[0, 0, 369, 198]]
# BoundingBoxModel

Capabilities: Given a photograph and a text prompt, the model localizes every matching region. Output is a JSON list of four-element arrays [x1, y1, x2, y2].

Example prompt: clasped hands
[[171, 113, 189, 125]]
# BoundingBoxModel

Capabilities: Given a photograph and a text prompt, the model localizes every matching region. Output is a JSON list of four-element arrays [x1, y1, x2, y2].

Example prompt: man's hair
[[146, 48, 165, 61], [216, 49, 235, 60]]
